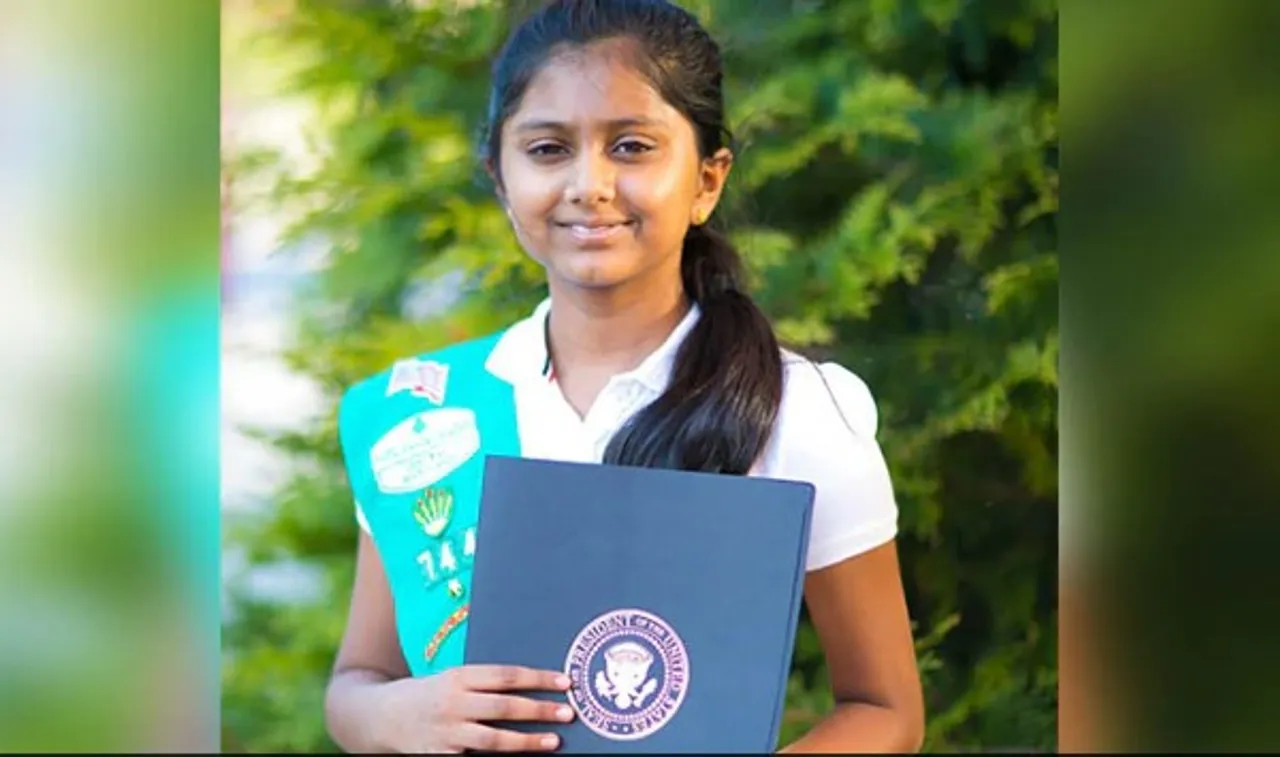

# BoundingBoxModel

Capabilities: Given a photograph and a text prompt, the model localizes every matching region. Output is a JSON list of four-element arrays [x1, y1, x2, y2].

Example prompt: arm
[[324, 530, 411, 753], [324, 530, 573, 754], [778, 540, 925, 754]]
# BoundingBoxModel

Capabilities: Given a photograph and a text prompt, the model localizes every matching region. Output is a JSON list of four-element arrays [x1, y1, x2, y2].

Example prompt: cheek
[[624, 164, 689, 207], [500, 168, 560, 244], [619, 167, 695, 237]]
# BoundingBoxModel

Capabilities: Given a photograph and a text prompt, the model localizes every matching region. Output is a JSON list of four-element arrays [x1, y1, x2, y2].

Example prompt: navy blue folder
[[464, 455, 816, 753]]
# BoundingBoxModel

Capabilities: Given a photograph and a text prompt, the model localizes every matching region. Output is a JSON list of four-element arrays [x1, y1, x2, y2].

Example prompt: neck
[[545, 277, 689, 380]]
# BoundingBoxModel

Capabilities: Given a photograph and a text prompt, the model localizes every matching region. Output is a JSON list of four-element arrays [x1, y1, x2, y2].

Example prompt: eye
[[614, 139, 654, 155], [527, 142, 567, 157]]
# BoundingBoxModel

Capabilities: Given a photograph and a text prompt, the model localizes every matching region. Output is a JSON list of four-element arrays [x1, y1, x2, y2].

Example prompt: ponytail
[[602, 224, 785, 475]]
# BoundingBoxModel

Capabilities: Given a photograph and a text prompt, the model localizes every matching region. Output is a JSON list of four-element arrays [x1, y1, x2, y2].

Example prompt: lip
[[555, 220, 634, 244]]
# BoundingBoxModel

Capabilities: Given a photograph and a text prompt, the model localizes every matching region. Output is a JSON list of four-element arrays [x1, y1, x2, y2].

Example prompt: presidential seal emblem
[[564, 608, 689, 741]]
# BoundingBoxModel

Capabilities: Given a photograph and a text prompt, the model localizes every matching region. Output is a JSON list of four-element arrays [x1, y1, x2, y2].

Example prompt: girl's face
[[496, 42, 730, 294]]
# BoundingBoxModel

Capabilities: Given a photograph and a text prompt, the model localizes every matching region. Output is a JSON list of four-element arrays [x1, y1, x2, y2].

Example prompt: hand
[[372, 664, 576, 753]]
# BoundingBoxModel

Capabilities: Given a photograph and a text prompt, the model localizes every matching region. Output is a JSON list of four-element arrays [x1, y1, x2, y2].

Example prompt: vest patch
[[386, 358, 449, 404], [369, 408, 480, 493]]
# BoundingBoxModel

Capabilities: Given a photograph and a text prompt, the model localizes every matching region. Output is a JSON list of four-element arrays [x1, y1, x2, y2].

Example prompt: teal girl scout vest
[[337, 331, 521, 676]]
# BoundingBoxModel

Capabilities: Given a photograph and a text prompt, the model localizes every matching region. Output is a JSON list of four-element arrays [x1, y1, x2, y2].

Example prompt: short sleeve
[[336, 385, 374, 536], [765, 359, 899, 572], [354, 499, 372, 534]]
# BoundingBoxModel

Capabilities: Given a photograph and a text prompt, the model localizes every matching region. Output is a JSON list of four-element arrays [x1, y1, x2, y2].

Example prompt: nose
[[563, 150, 616, 206]]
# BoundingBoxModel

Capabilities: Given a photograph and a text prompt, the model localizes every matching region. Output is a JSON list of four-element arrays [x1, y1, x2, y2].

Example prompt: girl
[[324, 0, 924, 752]]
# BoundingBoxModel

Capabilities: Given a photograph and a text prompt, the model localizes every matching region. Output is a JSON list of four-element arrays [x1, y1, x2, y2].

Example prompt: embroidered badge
[[370, 408, 480, 494], [413, 487, 453, 538], [386, 358, 449, 405], [564, 608, 690, 741], [414, 525, 475, 589], [446, 578, 465, 600], [425, 604, 469, 663]]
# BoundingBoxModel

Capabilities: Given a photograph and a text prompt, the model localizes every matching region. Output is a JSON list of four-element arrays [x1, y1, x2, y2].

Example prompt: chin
[[561, 269, 635, 291], [552, 253, 645, 290]]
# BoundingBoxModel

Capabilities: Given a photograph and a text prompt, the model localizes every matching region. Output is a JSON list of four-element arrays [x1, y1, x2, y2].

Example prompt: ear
[[692, 147, 733, 225]]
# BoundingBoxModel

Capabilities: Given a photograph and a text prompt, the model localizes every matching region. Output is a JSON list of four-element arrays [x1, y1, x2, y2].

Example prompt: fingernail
[[541, 735, 559, 749], [555, 674, 571, 689], [557, 705, 574, 721]]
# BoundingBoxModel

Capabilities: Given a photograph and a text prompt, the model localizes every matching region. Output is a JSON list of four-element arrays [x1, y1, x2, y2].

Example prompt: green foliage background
[[222, 0, 1057, 751]]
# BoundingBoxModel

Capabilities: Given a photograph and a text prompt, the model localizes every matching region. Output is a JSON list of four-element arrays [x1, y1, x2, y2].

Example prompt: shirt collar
[[485, 296, 702, 394]]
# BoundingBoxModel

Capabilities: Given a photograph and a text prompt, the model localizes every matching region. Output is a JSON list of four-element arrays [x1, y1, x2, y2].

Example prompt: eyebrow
[[512, 117, 666, 134]]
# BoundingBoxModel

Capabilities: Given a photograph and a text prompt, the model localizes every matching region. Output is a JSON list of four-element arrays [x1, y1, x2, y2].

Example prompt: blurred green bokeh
[[1061, 0, 1280, 751], [0, 0, 220, 751]]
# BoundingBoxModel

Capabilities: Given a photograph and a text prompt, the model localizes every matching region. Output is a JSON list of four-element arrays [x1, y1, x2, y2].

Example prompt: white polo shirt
[[357, 298, 899, 572]]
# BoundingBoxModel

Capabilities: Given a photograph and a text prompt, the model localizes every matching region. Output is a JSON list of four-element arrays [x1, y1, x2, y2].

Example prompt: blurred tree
[[221, 0, 1057, 751]]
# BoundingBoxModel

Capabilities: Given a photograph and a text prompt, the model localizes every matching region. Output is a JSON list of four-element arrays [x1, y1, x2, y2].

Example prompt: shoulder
[[769, 352, 883, 477], [777, 352, 880, 441], [765, 351, 898, 571]]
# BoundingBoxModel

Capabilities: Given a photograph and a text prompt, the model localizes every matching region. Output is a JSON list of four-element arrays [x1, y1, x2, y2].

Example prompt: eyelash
[[526, 139, 654, 158]]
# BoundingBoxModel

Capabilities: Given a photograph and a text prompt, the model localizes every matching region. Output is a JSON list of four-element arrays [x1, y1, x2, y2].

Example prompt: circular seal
[[564, 608, 690, 741]]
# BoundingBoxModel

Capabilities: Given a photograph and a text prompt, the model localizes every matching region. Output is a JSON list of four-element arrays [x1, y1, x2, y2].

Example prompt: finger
[[458, 665, 571, 693], [453, 722, 561, 753], [461, 692, 576, 724]]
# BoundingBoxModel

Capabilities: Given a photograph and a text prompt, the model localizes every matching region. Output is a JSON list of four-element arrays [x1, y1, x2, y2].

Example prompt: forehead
[[512, 40, 679, 128]]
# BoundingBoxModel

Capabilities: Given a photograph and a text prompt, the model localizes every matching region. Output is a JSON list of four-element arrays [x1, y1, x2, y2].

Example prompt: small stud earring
[[693, 209, 707, 226]]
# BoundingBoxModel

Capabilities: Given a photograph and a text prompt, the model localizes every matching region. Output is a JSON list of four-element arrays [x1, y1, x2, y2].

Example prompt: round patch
[[564, 608, 690, 741]]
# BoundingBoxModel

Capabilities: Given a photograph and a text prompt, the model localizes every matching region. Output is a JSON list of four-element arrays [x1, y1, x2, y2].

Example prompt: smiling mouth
[[556, 221, 635, 242]]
